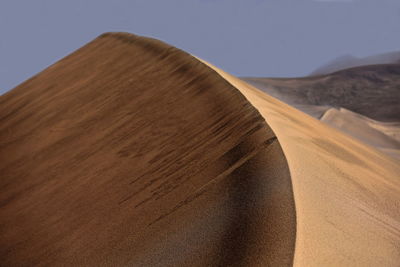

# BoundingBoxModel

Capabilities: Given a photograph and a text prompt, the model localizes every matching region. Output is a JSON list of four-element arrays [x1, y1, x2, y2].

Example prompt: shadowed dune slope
[[0, 33, 296, 266]]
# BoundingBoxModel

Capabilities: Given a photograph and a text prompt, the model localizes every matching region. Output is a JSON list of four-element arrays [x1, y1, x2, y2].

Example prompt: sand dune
[[327, 108, 400, 142], [1, 32, 399, 266], [0, 33, 296, 266], [321, 108, 400, 159]]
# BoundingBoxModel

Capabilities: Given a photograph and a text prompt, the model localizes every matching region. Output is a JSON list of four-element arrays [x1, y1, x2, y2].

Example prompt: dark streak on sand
[[148, 136, 278, 226], [0, 32, 296, 266]]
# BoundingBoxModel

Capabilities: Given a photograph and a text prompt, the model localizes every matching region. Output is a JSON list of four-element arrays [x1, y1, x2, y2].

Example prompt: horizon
[[1, 0, 400, 94]]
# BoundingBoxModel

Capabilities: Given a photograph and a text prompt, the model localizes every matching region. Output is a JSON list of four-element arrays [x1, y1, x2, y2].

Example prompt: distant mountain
[[243, 63, 400, 122], [311, 51, 400, 76]]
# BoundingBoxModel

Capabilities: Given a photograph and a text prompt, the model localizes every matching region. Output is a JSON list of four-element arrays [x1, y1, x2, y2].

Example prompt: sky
[[1, 0, 400, 94]]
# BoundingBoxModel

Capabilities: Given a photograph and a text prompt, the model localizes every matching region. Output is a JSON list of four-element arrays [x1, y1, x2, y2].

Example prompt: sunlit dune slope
[[0, 33, 296, 266], [201, 60, 400, 266]]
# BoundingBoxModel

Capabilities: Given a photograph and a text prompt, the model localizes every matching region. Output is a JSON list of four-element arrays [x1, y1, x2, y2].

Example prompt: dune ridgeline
[[0, 33, 399, 266]]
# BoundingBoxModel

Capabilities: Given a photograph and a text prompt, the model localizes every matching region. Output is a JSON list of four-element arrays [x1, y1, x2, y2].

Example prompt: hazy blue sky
[[1, 0, 400, 93]]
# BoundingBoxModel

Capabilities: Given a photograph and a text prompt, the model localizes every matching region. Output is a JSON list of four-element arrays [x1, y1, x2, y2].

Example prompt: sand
[[200, 59, 400, 266]]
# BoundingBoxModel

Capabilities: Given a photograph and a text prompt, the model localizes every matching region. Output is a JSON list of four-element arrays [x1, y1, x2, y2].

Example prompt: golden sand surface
[[202, 59, 400, 266]]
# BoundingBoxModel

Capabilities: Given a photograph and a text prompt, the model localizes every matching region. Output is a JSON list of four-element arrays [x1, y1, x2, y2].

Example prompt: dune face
[[202, 62, 400, 266], [243, 64, 400, 122], [0, 33, 296, 266], [311, 51, 400, 76]]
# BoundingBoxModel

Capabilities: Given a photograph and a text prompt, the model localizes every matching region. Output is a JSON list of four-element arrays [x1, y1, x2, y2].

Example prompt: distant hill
[[243, 63, 400, 122], [311, 51, 400, 76]]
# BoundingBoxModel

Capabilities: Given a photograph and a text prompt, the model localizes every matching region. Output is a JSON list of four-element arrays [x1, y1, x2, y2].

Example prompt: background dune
[[0, 33, 296, 266], [320, 108, 400, 159]]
